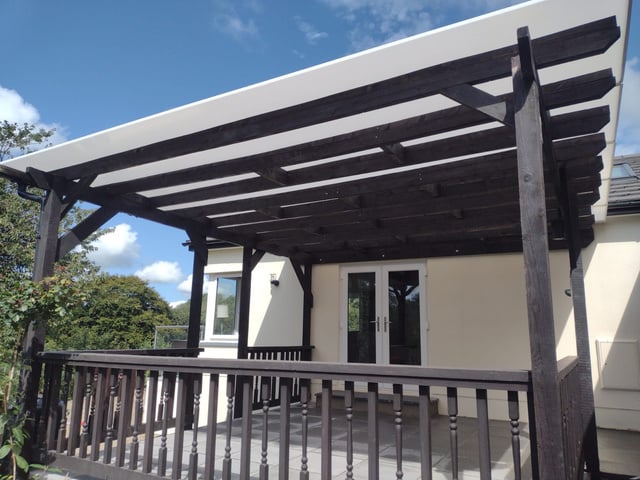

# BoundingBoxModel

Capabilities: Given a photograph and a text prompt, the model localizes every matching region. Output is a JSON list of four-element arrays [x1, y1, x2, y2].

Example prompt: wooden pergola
[[0, 2, 630, 477]]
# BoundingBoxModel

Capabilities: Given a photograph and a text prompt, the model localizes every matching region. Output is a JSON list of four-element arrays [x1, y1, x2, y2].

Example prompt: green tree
[[46, 274, 174, 351], [170, 294, 207, 325]]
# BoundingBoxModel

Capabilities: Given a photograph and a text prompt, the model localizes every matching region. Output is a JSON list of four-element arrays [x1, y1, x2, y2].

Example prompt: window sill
[[200, 337, 239, 348]]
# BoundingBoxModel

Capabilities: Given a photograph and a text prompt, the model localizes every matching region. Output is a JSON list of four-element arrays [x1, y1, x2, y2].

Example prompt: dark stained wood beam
[[208, 145, 603, 229], [52, 18, 618, 183], [95, 69, 614, 202], [381, 143, 406, 164], [254, 166, 290, 186], [512, 44, 565, 478], [57, 207, 118, 260], [441, 84, 514, 126], [60, 175, 97, 218], [170, 109, 606, 219]]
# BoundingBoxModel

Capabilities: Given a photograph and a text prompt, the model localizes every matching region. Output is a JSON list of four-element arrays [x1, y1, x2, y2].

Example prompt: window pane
[[213, 277, 240, 336]]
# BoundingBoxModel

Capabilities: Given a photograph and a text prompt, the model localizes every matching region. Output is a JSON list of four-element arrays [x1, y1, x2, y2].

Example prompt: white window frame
[[206, 273, 242, 342]]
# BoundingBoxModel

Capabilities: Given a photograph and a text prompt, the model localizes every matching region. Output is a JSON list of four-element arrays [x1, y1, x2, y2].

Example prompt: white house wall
[[202, 247, 303, 350], [583, 215, 640, 430]]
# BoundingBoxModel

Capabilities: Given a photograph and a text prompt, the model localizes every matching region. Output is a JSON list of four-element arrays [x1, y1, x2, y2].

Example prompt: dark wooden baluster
[[188, 373, 202, 480], [130, 370, 145, 470], [204, 373, 219, 480], [104, 371, 118, 464], [279, 377, 292, 480], [240, 376, 254, 480], [90, 369, 107, 461], [158, 371, 174, 477], [143, 370, 159, 473], [57, 366, 72, 453], [368, 382, 379, 480], [260, 377, 271, 480], [67, 366, 87, 456], [45, 363, 62, 451], [79, 370, 94, 458], [172, 372, 188, 480], [321, 379, 332, 479], [300, 380, 310, 480], [116, 370, 133, 467], [222, 375, 235, 480], [447, 387, 459, 480], [393, 384, 404, 480], [476, 389, 491, 480], [344, 381, 354, 480], [508, 391, 522, 480], [419, 385, 433, 480]]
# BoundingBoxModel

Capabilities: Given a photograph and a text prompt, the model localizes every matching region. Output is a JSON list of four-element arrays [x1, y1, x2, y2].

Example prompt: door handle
[[369, 317, 380, 332], [384, 316, 391, 332]]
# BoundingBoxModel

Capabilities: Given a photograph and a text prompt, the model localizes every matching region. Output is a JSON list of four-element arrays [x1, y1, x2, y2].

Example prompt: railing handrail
[[247, 345, 315, 353], [44, 348, 203, 357], [39, 351, 532, 391]]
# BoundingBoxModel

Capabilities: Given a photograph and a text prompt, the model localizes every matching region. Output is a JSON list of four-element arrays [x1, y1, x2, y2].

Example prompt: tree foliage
[[170, 294, 207, 325], [46, 274, 174, 351], [0, 121, 180, 476]]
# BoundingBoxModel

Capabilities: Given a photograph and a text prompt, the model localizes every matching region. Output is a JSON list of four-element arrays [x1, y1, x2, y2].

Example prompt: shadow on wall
[[252, 257, 304, 347]]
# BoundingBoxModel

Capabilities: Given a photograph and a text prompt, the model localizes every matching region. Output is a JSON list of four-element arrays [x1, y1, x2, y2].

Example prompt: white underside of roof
[[4, 0, 631, 222]]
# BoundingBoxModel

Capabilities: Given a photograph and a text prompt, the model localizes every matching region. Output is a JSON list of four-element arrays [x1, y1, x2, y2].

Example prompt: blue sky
[[1, 0, 638, 304]]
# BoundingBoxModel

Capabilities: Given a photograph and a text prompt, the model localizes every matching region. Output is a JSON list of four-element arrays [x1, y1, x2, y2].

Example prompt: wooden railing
[[37, 351, 534, 480], [558, 356, 584, 480], [247, 345, 314, 410]]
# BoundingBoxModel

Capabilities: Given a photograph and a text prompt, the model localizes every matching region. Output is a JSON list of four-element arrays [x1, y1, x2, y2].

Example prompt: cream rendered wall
[[582, 215, 640, 431], [201, 247, 303, 349], [202, 216, 640, 429]]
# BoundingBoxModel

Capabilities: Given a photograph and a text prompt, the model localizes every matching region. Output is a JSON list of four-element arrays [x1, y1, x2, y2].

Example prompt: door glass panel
[[387, 270, 421, 365], [347, 272, 376, 363]]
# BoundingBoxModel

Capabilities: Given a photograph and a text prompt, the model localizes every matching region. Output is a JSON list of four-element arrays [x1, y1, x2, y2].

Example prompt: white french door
[[340, 263, 427, 365]]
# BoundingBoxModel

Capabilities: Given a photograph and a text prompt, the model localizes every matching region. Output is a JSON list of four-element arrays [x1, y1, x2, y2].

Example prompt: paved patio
[[38, 403, 640, 480]]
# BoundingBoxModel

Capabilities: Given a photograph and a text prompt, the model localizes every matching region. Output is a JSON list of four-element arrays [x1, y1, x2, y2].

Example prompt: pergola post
[[562, 171, 601, 477], [291, 260, 314, 361], [186, 231, 207, 350], [512, 36, 566, 479], [20, 186, 63, 464], [234, 246, 264, 417]]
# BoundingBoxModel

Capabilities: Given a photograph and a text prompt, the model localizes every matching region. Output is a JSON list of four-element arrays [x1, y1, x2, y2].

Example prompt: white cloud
[[615, 58, 640, 155], [320, 0, 526, 51], [87, 223, 141, 268], [212, 1, 259, 42], [169, 300, 187, 308], [177, 274, 209, 295], [0, 85, 67, 149], [135, 261, 183, 283], [295, 16, 328, 45]]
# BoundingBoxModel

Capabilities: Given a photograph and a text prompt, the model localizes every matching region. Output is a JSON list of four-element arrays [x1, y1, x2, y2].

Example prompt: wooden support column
[[20, 186, 63, 464], [234, 246, 263, 417], [561, 171, 601, 477], [291, 260, 314, 361], [186, 231, 207, 350], [512, 32, 566, 479]]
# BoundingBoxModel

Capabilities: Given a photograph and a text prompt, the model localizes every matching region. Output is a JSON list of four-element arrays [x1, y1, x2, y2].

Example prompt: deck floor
[[41, 404, 640, 480]]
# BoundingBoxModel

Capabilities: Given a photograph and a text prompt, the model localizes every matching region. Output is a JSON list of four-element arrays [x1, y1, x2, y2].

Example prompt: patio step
[[314, 390, 439, 418]]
